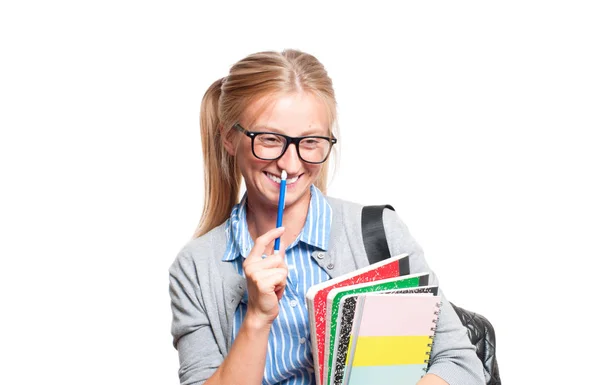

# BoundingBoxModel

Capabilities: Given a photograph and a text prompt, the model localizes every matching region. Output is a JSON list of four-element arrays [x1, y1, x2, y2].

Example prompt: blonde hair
[[194, 49, 338, 238]]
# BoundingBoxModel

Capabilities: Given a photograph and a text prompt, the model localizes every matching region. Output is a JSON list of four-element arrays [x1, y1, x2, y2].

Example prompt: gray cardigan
[[169, 197, 486, 385]]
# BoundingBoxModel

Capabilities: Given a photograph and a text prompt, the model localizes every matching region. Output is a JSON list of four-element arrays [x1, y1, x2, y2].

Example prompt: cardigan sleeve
[[169, 250, 223, 385], [382, 209, 486, 385]]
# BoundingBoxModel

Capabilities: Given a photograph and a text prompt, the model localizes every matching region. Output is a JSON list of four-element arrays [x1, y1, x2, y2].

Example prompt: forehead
[[242, 92, 330, 136]]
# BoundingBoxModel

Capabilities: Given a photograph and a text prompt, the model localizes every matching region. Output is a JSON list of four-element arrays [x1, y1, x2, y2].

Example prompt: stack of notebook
[[305, 254, 442, 385]]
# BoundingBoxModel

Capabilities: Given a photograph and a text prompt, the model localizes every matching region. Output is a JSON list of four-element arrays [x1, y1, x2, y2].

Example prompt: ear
[[221, 125, 237, 156]]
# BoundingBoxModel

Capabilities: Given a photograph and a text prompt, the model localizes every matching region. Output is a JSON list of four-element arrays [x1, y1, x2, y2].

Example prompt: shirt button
[[290, 299, 298, 307], [317, 252, 325, 259], [327, 263, 334, 270], [299, 337, 306, 344]]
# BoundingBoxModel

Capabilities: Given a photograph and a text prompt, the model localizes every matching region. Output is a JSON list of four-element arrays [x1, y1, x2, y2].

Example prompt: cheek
[[305, 164, 323, 178], [237, 149, 270, 174], [235, 143, 254, 166]]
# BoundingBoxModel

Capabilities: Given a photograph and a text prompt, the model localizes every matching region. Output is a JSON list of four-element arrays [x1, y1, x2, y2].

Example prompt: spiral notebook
[[342, 293, 442, 385], [329, 286, 439, 385], [322, 274, 431, 385], [305, 254, 410, 385]]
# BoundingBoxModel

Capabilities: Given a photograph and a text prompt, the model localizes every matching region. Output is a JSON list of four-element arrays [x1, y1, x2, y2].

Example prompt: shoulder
[[325, 196, 366, 253], [169, 222, 228, 277], [325, 195, 402, 229], [326, 194, 417, 252], [325, 195, 364, 222]]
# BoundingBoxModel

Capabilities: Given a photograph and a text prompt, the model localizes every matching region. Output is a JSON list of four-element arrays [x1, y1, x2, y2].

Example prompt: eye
[[300, 137, 326, 149], [257, 133, 284, 146]]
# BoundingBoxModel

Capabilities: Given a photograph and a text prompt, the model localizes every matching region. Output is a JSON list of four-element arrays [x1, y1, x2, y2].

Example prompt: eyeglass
[[233, 123, 337, 164]]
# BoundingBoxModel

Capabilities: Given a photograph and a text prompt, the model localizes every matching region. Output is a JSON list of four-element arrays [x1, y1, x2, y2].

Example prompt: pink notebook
[[344, 293, 441, 385]]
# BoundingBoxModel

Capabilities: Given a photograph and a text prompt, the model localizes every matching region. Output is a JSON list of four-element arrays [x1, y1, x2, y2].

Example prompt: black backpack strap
[[361, 204, 395, 264]]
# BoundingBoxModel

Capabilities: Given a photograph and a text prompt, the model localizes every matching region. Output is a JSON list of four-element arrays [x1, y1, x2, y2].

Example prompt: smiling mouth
[[265, 172, 300, 184]]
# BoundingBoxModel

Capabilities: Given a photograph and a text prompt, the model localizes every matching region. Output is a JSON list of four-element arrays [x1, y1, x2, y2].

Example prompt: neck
[[246, 191, 311, 253]]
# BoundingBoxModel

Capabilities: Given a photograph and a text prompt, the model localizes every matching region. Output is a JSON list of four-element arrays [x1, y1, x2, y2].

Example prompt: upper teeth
[[267, 173, 299, 184]]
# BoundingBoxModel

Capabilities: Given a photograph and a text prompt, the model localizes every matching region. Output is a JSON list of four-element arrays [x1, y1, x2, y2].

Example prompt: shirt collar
[[223, 193, 252, 262], [298, 184, 332, 250], [222, 184, 332, 262]]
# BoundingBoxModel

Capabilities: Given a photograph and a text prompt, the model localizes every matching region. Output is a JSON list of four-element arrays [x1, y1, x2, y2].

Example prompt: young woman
[[169, 49, 485, 385]]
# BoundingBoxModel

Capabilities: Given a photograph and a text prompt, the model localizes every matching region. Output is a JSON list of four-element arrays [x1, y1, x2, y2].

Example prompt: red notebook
[[305, 253, 410, 385]]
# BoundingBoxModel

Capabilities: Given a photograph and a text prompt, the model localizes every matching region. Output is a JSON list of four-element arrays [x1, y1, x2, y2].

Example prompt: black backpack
[[361, 205, 501, 385]]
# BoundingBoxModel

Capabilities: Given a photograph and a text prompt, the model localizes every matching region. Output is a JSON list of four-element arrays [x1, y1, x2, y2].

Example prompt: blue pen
[[273, 170, 287, 252]]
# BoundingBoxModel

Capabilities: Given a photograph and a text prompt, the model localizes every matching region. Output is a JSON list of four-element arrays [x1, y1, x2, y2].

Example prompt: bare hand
[[243, 227, 288, 324]]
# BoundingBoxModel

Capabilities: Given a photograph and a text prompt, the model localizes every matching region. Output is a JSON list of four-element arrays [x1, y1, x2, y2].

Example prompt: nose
[[276, 143, 302, 175]]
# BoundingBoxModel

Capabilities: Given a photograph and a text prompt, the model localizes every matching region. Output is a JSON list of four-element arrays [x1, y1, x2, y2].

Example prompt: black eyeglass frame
[[233, 123, 337, 164]]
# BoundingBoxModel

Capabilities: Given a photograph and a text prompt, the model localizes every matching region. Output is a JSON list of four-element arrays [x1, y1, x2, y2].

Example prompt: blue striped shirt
[[223, 185, 332, 385]]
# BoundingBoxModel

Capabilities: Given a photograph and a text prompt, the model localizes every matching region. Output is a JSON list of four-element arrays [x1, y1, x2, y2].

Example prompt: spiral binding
[[421, 301, 443, 374]]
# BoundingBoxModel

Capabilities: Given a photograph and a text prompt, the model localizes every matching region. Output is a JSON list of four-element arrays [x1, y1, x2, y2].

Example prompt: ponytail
[[193, 78, 241, 238]]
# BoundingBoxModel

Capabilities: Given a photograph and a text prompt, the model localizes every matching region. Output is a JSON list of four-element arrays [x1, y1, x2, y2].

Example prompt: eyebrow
[[252, 125, 329, 136]]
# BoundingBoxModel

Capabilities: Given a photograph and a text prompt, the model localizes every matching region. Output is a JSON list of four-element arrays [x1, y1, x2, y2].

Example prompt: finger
[[274, 242, 288, 301], [266, 250, 288, 301], [274, 240, 288, 265], [275, 284, 286, 301], [274, 276, 287, 300], [248, 268, 288, 293], [246, 227, 285, 262], [244, 252, 285, 275], [276, 264, 288, 300], [252, 268, 288, 283], [250, 239, 287, 268]]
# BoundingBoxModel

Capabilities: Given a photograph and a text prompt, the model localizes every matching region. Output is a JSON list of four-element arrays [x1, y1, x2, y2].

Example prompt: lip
[[264, 171, 301, 188]]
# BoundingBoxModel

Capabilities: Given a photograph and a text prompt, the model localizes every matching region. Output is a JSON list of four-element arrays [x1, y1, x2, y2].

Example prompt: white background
[[1, 1, 599, 384]]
